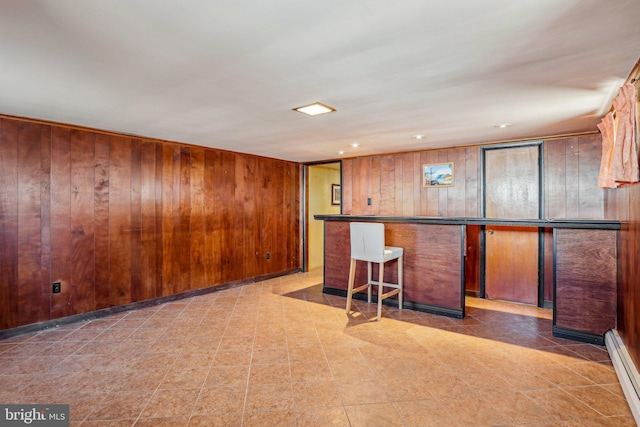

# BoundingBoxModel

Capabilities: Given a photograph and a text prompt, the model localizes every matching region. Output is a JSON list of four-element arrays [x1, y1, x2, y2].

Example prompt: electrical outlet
[[367, 198, 372, 205], [265, 252, 271, 260], [52, 281, 61, 294]]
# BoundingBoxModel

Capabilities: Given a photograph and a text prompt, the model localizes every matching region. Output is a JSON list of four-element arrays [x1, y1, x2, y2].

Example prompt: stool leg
[[346, 258, 356, 314], [398, 255, 403, 311], [367, 261, 372, 303], [377, 262, 384, 321]]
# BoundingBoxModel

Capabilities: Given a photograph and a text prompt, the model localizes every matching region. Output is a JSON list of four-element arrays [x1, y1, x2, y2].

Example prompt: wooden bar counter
[[316, 215, 620, 345]]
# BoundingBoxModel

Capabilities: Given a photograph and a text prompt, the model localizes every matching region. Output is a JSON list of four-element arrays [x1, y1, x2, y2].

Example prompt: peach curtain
[[597, 112, 617, 188], [611, 83, 638, 183]]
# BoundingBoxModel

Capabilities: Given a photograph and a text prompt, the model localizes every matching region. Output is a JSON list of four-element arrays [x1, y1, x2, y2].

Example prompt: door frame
[[302, 161, 343, 272], [479, 141, 546, 306]]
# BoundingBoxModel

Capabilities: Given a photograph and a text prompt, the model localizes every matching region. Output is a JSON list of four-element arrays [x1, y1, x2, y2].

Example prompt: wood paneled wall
[[0, 117, 301, 330], [341, 135, 605, 220], [605, 182, 640, 370]]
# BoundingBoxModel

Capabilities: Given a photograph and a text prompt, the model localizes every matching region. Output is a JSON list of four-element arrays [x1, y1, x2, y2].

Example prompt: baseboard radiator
[[605, 330, 640, 424]]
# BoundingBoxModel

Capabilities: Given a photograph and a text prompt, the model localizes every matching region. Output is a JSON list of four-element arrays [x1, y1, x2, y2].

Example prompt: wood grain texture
[[464, 225, 480, 293], [485, 145, 539, 219], [189, 148, 205, 289], [0, 116, 302, 331], [608, 181, 640, 369], [0, 119, 19, 329], [140, 140, 158, 300], [323, 220, 463, 312], [178, 146, 191, 293], [108, 136, 132, 307], [544, 139, 567, 219], [69, 129, 96, 315], [129, 139, 142, 302], [485, 226, 539, 305], [341, 136, 603, 221], [17, 122, 48, 325], [555, 229, 616, 335], [50, 127, 72, 319], [94, 134, 110, 309]]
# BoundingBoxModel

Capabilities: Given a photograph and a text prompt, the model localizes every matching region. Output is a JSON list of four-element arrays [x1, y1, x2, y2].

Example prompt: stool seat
[[382, 246, 403, 262], [346, 222, 404, 321]]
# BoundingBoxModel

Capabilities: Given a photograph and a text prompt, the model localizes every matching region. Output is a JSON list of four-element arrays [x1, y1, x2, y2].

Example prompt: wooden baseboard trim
[[552, 326, 604, 345], [0, 268, 301, 341]]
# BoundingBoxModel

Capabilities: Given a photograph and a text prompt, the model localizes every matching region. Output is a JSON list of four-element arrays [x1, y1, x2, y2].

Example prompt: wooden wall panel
[[129, 139, 142, 302], [577, 134, 604, 218], [341, 136, 603, 220], [94, 134, 110, 309], [108, 136, 132, 307], [69, 130, 96, 315], [203, 150, 219, 286], [220, 151, 234, 283], [0, 119, 19, 329], [464, 147, 480, 217], [447, 148, 466, 217], [17, 122, 49, 325], [0, 115, 302, 331], [190, 148, 206, 290], [608, 182, 640, 371], [393, 156, 403, 215], [545, 139, 567, 218], [161, 143, 175, 295], [39, 125, 51, 317], [285, 163, 301, 270], [154, 143, 164, 296], [178, 147, 191, 294], [50, 127, 72, 319], [140, 140, 158, 300]]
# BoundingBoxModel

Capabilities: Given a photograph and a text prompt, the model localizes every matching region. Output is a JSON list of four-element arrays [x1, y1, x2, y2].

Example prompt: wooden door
[[484, 144, 540, 305]]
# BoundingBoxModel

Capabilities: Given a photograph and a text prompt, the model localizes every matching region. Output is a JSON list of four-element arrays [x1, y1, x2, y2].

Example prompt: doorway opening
[[478, 142, 545, 307], [304, 162, 341, 272]]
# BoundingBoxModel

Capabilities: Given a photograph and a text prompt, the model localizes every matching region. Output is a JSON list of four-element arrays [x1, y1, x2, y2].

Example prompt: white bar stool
[[346, 222, 403, 321]]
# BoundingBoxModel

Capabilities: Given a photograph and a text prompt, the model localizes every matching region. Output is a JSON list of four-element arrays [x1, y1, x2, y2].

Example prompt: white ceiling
[[1, 1, 639, 162]]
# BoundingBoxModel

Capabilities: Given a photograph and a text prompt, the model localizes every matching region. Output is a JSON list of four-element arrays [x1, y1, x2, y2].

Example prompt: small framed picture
[[331, 184, 341, 205], [423, 162, 454, 187]]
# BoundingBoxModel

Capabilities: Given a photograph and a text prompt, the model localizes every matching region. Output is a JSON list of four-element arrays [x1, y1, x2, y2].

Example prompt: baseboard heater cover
[[605, 329, 640, 424]]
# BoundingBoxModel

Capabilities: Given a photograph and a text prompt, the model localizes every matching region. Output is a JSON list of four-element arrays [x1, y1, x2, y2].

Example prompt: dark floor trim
[[553, 326, 605, 346], [0, 268, 301, 341], [323, 286, 463, 319]]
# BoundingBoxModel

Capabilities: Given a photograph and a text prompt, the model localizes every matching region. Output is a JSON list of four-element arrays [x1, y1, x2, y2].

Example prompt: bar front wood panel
[[323, 220, 463, 314], [0, 115, 301, 331], [554, 229, 616, 336]]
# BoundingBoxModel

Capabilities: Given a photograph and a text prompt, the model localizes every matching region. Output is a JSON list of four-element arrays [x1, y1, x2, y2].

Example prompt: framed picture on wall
[[423, 162, 454, 187], [331, 184, 341, 205]]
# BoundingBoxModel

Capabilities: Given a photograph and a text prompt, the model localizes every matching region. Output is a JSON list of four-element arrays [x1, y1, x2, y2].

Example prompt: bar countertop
[[314, 214, 620, 230]]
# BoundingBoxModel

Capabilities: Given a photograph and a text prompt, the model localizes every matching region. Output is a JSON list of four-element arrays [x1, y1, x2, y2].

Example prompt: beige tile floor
[[0, 270, 635, 426]]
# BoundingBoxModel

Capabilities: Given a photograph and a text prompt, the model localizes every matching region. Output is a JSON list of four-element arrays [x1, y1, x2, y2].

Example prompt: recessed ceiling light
[[495, 123, 512, 128], [293, 102, 336, 116], [413, 134, 425, 139], [351, 143, 359, 148], [338, 150, 345, 155]]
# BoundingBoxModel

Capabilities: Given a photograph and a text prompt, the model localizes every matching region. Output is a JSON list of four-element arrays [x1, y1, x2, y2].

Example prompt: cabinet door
[[485, 225, 539, 305]]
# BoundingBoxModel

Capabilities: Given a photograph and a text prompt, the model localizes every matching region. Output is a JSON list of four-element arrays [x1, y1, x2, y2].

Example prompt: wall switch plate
[[266, 252, 271, 260], [52, 281, 61, 294]]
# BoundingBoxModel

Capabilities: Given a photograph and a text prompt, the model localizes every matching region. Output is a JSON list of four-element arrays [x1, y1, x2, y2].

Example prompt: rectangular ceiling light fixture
[[293, 102, 336, 116]]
